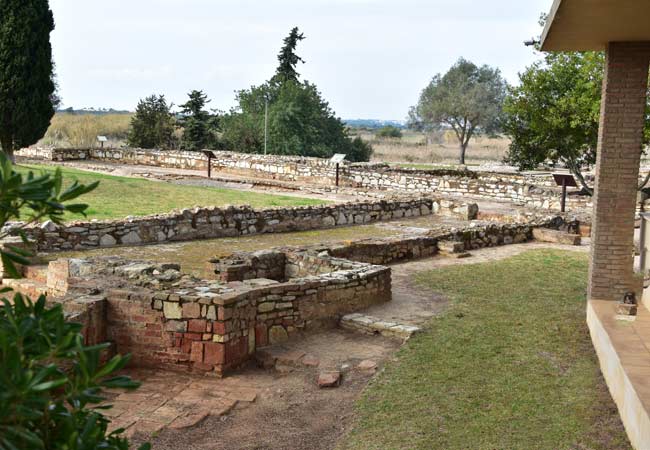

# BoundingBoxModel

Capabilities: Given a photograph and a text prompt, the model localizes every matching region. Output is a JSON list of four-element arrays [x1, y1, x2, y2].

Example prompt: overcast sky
[[49, 0, 551, 120]]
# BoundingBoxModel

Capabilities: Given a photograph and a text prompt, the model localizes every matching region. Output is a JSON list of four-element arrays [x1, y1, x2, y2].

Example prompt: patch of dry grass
[[354, 129, 510, 165], [40, 113, 132, 148]]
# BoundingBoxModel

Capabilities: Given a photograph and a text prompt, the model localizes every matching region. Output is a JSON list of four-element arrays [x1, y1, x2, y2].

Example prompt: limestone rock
[[99, 234, 117, 247], [357, 360, 378, 371]]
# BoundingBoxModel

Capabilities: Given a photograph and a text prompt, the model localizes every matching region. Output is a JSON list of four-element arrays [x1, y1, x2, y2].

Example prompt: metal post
[[336, 163, 340, 187], [641, 213, 649, 273], [207, 154, 212, 179], [264, 98, 268, 155], [561, 178, 567, 213]]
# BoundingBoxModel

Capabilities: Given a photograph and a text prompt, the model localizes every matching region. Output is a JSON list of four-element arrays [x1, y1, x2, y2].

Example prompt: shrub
[[376, 126, 403, 139], [0, 154, 146, 449], [0, 294, 150, 450]]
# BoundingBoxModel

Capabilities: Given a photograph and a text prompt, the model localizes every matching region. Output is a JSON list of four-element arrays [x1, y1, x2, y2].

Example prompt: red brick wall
[[589, 42, 650, 301]]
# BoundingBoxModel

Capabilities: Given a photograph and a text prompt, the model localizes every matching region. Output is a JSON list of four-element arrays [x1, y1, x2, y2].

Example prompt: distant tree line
[[127, 27, 372, 162]]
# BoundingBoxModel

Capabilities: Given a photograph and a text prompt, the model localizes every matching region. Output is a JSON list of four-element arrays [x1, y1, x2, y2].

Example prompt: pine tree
[[273, 27, 305, 84], [0, 0, 56, 160], [179, 90, 211, 151]]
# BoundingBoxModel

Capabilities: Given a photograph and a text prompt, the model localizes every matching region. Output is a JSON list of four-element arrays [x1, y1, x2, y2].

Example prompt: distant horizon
[[55, 106, 409, 123]]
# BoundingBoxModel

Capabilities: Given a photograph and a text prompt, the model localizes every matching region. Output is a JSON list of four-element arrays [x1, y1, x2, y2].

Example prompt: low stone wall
[[16, 147, 594, 210], [25, 197, 474, 252], [348, 165, 592, 210], [209, 215, 579, 269], [209, 249, 361, 282], [17, 147, 342, 185]]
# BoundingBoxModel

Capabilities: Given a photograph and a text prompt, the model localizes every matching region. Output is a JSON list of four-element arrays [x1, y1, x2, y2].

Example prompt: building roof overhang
[[541, 0, 650, 51]]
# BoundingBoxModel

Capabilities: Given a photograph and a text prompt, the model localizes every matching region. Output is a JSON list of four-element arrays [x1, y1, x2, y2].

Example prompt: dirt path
[[118, 242, 589, 450]]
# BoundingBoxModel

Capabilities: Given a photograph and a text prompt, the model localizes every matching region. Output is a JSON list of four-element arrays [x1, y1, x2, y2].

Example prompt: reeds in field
[[351, 129, 510, 165], [39, 113, 132, 148]]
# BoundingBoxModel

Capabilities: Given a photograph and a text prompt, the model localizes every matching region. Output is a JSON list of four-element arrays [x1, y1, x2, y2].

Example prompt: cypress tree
[[0, 0, 56, 160]]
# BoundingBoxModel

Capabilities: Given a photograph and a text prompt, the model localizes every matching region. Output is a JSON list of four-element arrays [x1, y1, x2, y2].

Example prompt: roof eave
[[540, 0, 563, 51]]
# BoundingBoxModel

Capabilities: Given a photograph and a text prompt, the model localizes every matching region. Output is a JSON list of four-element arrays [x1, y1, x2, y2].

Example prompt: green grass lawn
[[341, 250, 629, 450], [16, 164, 325, 221]]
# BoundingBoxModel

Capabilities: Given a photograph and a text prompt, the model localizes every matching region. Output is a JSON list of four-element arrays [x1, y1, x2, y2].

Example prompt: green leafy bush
[[0, 294, 149, 450], [0, 154, 148, 449], [376, 126, 403, 139]]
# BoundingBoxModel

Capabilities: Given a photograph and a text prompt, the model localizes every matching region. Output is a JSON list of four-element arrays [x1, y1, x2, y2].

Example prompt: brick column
[[589, 42, 650, 301]]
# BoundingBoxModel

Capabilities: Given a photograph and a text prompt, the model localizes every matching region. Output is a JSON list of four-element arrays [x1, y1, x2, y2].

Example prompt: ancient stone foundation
[[16, 147, 593, 211], [2, 213, 578, 376], [28, 249, 391, 376], [22, 197, 475, 252]]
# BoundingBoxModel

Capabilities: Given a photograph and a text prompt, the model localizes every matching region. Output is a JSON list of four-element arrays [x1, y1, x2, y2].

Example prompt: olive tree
[[409, 58, 507, 164]]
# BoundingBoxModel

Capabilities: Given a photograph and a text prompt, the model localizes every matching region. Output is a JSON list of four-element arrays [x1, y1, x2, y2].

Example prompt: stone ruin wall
[[4, 214, 580, 376], [35, 251, 391, 376], [25, 197, 474, 252], [16, 147, 593, 211], [347, 166, 593, 211]]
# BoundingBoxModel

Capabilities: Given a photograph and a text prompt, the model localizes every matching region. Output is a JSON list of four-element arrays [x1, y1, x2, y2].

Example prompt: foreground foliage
[[342, 250, 629, 450], [0, 295, 148, 450], [0, 154, 97, 277], [0, 154, 147, 449]]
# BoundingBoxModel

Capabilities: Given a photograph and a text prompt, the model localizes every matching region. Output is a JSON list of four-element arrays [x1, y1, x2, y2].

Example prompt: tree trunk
[[459, 143, 467, 165], [0, 136, 14, 163]]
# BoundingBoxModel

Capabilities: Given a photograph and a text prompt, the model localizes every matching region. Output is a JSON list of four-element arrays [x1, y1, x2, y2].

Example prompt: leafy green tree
[[0, 154, 148, 449], [127, 94, 175, 149], [376, 125, 403, 139], [503, 51, 650, 194], [410, 58, 507, 164], [0, 0, 57, 161], [179, 90, 212, 151], [272, 27, 305, 84], [221, 28, 373, 162]]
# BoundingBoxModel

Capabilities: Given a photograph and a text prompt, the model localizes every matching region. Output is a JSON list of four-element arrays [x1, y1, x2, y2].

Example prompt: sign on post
[[330, 154, 347, 187], [202, 151, 217, 178], [97, 136, 108, 149], [552, 173, 577, 213]]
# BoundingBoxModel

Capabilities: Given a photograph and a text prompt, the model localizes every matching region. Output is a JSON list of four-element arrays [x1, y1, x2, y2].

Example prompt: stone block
[[188, 319, 207, 333], [182, 302, 201, 318], [190, 341, 204, 362], [317, 371, 341, 388], [532, 228, 581, 245], [163, 302, 182, 320], [203, 342, 225, 365], [268, 325, 289, 344]]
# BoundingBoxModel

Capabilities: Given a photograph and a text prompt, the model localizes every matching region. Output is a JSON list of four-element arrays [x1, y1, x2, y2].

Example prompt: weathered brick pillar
[[589, 42, 650, 301]]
